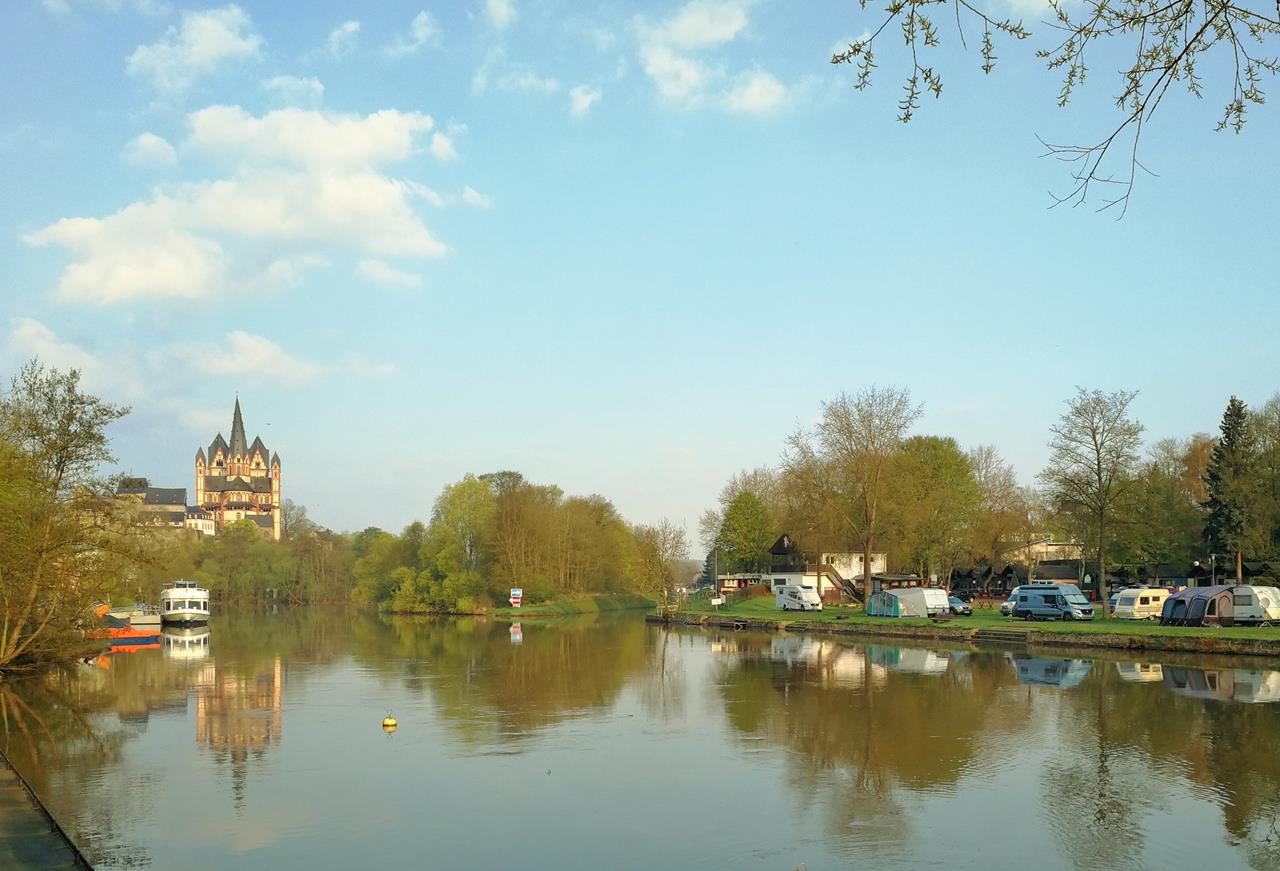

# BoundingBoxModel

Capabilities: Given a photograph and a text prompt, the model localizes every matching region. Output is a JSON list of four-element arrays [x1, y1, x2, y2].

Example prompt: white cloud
[[27, 106, 451, 305], [44, 0, 168, 15], [460, 186, 493, 208], [635, 1, 790, 113], [187, 105, 433, 167], [122, 131, 178, 166], [472, 48, 560, 95], [23, 199, 226, 304], [126, 5, 261, 94], [638, 43, 708, 105], [386, 10, 441, 58], [195, 331, 323, 383], [485, 0, 517, 28], [428, 132, 457, 161], [655, 0, 748, 48], [262, 75, 324, 107], [7, 318, 102, 379], [358, 258, 422, 288], [193, 331, 394, 382], [326, 20, 360, 58], [568, 84, 602, 117], [405, 181, 493, 209], [723, 70, 786, 114]]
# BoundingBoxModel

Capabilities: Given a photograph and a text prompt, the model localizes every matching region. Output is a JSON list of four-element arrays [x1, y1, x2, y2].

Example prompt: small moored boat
[[160, 579, 211, 625]]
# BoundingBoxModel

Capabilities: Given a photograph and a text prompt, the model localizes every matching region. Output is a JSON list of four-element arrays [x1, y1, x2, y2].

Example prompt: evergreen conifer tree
[[1203, 396, 1255, 582]]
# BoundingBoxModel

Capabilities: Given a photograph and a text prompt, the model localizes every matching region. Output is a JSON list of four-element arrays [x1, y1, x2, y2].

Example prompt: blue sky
[[2, 0, 1277, 537]]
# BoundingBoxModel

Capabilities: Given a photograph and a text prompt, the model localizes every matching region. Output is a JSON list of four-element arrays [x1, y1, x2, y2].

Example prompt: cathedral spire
[[230, 396, 248, 456]]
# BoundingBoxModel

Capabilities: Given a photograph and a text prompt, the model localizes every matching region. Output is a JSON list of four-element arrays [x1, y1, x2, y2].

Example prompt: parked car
[[952, 589, 978, 603], [948, 596, 972, 616]]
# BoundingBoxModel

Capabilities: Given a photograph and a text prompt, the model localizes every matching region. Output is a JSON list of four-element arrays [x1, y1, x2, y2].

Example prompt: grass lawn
[[674, 595, 1280, 642]]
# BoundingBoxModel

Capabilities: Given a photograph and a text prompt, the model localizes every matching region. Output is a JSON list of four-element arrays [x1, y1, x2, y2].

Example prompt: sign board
[[510, 623, 522, 645], [509, 587, 523, 608], [710, 596, 724, 608]]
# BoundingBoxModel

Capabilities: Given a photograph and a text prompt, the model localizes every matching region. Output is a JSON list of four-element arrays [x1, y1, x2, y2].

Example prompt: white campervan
[[1231, 586, 1280, 625], [776, 584, 823, 612], [1113, 587, 1169, 620]]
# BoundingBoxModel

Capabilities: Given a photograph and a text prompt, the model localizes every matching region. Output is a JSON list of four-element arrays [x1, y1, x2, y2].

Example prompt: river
[[3, 608, 1280, 870]]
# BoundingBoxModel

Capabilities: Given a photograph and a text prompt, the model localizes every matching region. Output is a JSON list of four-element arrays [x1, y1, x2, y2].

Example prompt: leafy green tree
[[1039, 388, 1144, 602], [351, 531, 403, 604], [716, 492, 774, 572], [887, 436, 980, 583], [1112, 438, 1205, 569], [1204, 396, 1257, 581], [0, 362, 138, 671]]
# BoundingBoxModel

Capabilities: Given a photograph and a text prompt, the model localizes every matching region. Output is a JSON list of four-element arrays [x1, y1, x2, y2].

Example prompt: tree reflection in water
[[713, 635, 1029, 853]]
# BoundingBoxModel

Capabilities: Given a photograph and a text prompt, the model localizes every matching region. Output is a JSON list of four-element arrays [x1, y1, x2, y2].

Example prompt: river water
[[4, 608, 1280, 870]]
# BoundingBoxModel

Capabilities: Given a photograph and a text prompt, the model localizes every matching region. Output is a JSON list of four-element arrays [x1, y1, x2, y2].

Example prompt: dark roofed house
[[116, 480, 189, 528]]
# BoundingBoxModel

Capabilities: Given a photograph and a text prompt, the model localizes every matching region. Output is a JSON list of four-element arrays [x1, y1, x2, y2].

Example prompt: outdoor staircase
[[972, 627, 1031, 646]]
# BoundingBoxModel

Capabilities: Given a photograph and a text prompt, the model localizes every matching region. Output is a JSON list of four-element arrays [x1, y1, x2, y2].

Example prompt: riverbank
[[0, 747, 91, 869], [490, 594, 655, 619], [657, 598, 1280, 658]]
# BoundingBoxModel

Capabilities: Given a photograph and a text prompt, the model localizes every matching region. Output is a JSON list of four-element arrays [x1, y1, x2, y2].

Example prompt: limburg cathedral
[[195, 399, 282, 540]]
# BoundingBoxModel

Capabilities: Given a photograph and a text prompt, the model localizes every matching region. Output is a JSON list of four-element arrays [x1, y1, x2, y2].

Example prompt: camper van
[[1113, 587, 1169, 620], [776, 584, 823, 612], [1230, 586, 1280, 625], [1011, 583, 1094, 621]]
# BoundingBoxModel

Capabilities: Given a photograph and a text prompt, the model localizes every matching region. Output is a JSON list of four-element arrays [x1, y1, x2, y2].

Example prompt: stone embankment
[[647, 613, 1280, 659]]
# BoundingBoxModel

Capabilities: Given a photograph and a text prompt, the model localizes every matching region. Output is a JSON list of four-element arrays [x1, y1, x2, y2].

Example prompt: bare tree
[[832, 0, 1280, 214], [1039, 388, 1144, 602], [786, 387, 922, 591]]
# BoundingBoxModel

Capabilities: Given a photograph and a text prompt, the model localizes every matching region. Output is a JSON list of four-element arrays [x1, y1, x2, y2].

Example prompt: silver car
[[1000, 586, 1021, 616]]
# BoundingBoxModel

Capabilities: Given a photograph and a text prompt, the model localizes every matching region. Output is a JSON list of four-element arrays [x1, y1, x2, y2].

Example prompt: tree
[[786, 387, 922, 591], [967, 444, 1031, 567], [1039, 387, 1144, 602], [1111, 438, 1205, 569], [832, 0, 1279, 212], [716, 492, 774, 572], [0, 362, 137, 671], [280, 499, 315, 540], [1204, 396, 1257, 581], [632, 520, 689, 607], [887, 436, 981, 584]]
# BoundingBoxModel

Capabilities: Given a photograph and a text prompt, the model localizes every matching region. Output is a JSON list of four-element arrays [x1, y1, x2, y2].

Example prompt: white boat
[[160, 579, 211, 625], [162, 626, 211, 661]]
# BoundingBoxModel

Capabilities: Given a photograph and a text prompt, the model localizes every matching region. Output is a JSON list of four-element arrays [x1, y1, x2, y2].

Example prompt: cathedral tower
[[195, 399, 282, 540]]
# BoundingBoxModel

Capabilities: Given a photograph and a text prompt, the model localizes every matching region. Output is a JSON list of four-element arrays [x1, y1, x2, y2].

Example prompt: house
[[116, 478, 188, 529], [719, 536, 888, 602], [1004, 534, 1084, 564]]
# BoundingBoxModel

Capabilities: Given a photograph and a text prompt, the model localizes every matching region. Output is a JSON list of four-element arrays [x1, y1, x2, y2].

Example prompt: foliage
[[784, 386, 923, 582], [716, 492, 774, 572], [832, 0, 1280, 212], [1204, 396, 1257, 580], [884, 435, 981, 581], [0, 362, 141, 671], [1039, 387, 1144, 601]]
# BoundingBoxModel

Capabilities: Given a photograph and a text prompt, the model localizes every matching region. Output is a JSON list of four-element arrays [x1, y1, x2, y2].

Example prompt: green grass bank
[[491, 594, 656, 619], [657, 596, 1280, 658]]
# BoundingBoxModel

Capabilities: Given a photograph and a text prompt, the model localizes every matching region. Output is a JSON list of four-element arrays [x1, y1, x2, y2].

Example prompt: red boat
[[88, 605, 161, 648]]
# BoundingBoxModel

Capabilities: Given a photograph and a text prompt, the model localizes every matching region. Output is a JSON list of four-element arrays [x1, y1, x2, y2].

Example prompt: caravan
[[775, 584, 823, 612], [1113, 587, 1169, 620], [1230, 586, 1280, 625]]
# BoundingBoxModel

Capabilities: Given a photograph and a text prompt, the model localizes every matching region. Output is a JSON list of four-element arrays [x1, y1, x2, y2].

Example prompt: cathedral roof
[[203, 475, 273, 494], [230, 398, 248, 456], [209, 434, 229, 459], [249, 435, 269, 459], [195, 447, 206, 463]]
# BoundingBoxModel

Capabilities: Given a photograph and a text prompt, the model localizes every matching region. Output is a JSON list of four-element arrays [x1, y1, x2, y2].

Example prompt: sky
[[2, 0, 1278, 538]]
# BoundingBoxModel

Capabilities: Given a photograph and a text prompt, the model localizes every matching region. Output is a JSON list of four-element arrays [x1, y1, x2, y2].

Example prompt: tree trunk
[[1236, 549, 1243, 584]]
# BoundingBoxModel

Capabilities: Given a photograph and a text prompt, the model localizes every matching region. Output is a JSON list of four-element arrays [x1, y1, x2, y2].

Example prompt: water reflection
[[1012, 655, 1093, 689], [6, 613, 1280, 870]]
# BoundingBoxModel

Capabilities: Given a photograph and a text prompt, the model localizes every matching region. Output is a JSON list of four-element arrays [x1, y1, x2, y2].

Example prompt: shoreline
[[649, 612, 1280, 659]]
